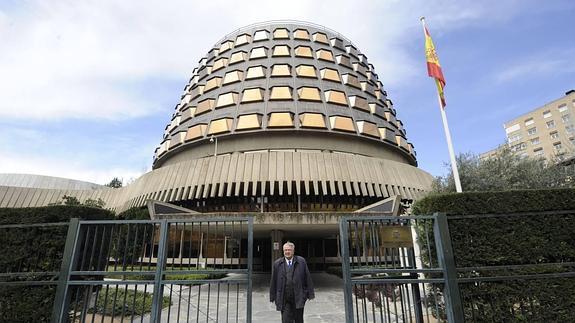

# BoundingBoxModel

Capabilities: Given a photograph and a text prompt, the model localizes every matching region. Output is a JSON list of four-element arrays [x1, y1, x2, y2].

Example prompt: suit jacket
[[269, 255, 315, 311]]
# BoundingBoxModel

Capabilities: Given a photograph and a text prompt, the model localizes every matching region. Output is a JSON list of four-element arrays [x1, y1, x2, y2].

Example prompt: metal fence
[[339, 214, 459, 323], [339, 212, 575, 323], [1, 217, 253, 323]]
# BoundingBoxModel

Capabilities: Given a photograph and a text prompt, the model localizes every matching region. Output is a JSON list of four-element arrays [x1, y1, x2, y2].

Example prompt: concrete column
[[270, 229, 284, 267]]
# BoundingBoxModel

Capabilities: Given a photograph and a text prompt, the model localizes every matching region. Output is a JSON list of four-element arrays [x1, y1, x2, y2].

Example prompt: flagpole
[[420, 17, 463, 192]]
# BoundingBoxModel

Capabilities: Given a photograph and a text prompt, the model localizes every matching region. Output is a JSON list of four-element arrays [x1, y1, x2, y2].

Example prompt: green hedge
[[0, 206, 115, 323], [412, 188, 575, 216], [412, 188, 575, 322]]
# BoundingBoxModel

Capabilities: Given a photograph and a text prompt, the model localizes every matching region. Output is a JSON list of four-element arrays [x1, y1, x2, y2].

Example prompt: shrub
[[0, 206, 114, 323], [412, 188, 575, 321]]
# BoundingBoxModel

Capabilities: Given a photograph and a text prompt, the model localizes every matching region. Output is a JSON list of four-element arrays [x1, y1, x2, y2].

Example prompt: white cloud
[[495, 51, 575, 83], [0, 0, 534, 121], [0, 0, 548, 183], [0, 152, 145, 185]]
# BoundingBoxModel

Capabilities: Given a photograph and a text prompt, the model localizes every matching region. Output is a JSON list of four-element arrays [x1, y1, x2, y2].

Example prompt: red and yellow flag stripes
[[424, 25, 446, 108]]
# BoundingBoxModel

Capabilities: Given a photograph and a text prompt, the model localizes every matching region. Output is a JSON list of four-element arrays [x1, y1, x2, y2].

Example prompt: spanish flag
[[424, 25, 446, 108]]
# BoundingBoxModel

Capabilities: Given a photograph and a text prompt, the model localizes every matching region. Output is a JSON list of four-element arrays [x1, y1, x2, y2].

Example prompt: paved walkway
[[138, 272, 346, 322], [252, 272, 346, 322]]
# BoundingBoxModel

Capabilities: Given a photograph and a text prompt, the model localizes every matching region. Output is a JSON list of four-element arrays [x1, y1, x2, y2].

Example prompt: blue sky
[[0, 0, 574, 184]]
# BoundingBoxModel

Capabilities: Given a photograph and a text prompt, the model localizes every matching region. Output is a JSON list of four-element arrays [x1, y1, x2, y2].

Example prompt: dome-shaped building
[[0, 21, 433, 269], [147, 21, 432, 213]]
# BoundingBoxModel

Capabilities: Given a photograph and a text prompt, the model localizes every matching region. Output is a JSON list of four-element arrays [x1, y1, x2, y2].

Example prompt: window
[[211, 57, 228, 72], [203, 77, 222, 92], [546, 120, 556, 128], [325, 90, 348, 106], [558, 104, 568, 112], [268, 112, 294, 128], [271, 64, 291, 77], [316, 49, 334, 62], [329, 116, 355, 132], [533, 148, 544, 157], [249, 47, 267, 60], [543, 110, 552, 118], [527, 127, 537, 135], [336, 55, 353, 69], [295, 65, 317, 78], [530, 137, 540, 145], [319, 68, 340, 82], [185, 124, 208, 141], [295, 46, 313, 58], [269, 86, 292, 100], [330, 38, 345, 50], [566, 124, 575, 133], [299, 113, 326, 129], [562, 114, 571, 123], [241, 88, 264, 103], [235, 34, 251, 46], [297, 87, 321, 102], [219, 40, 234, 54], [342, 74, 361, 89], [208, 118, 233, 135], [510, 142, 526, 152], [507, 133, 522, 143], [357, 121, 380, 138], [273, 28, 289, 39], [293, 29, 310, 40], [550, 131, 559, 139], [272, 45, 290, 57], [505, 124, 520, 134], [554, 142, 562, 150], [215, 92, 239, 108], [229, 51, 247, 65], [222, 70, 243, 85], [253, 30, 269, 42], [245, 66, 266, 80], [524, 118, 534, 126], [195, 98, 215, 115], [236, 114, 262, 131], [349, 96, 370, 112], [312, 32, 329, 44]]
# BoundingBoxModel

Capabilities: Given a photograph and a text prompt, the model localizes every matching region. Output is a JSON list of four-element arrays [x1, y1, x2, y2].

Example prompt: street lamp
[[209, 135, 218, 157]]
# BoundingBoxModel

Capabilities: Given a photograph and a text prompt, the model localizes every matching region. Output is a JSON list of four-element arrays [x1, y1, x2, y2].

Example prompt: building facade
[[483, 90, 575, 161], [0, 21, 434, 270]]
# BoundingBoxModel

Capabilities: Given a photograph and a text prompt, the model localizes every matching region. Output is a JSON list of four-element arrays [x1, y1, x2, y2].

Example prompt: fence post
[[433, 213, 464, 322], [247, 217, 254, 323], [339, 217, 354, 323], [51, 218, 80, 323], [150, 219, 169, 322]]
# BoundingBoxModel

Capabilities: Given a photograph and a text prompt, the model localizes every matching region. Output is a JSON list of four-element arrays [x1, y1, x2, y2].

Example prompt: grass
[[104, 265, 227, 281], [88, 287, 171, 316]]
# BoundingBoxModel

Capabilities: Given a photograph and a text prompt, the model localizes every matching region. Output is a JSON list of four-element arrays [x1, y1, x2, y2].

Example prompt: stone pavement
[[139, 272, 346, 322], [252, 272, 346, 322]]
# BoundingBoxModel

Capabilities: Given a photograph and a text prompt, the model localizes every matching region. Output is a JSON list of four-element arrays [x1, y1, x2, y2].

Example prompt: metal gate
[[339, 214, 461, 323], [48, 217, 253, 322], [0, 217, 253, 322]]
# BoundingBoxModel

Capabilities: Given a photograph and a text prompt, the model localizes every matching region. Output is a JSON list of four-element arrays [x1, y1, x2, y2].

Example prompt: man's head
[[283, 242, 295, 260]]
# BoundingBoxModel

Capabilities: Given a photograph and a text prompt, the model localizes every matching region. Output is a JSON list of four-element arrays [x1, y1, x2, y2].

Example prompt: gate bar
[[434, 213, 464, 322], [51, 218, 80, 323]]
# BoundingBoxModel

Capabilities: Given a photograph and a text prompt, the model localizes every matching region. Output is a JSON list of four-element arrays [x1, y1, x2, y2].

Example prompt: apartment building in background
[[482, 90, 575, 161]]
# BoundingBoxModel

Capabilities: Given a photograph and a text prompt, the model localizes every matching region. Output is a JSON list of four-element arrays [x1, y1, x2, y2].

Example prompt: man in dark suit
[[270, 241, 315, 323]]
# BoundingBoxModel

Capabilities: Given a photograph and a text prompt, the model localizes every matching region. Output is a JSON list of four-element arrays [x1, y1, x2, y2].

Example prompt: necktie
[[288, 260, 292, 267]]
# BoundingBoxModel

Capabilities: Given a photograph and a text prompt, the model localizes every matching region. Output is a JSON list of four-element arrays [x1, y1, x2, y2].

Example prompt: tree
[[62, 195, 81, 206], [433, 146, 575, 193], [106, 177, 123, 188], [50, 195, 106, 208], [83, 198, 106, 208]]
